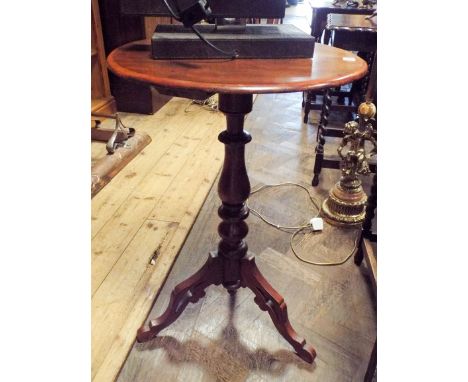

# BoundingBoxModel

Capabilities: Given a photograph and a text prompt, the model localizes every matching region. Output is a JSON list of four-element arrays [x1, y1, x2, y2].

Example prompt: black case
[[151, 24, 315, 59]]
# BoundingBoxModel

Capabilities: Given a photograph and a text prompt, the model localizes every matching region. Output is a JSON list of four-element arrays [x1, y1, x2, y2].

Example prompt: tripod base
[[137, 251, 316, 364]]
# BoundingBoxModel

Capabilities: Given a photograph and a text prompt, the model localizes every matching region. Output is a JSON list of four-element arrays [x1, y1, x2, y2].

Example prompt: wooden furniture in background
[[310, 13, 377, 186], [307, 0, 375, 41], [91, 131, 152, 198], [305, 13, 377, 121], [355, 172, 377, 271], [107, 40, 367, 367], [97, 0, 172, 114], [91, 0, 115, 114], [144, 16, 175, 39], [303, 0, 375, 130]]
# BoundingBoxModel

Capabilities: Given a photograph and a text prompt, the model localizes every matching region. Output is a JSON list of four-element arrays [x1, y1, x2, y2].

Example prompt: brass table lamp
[[321, 102, 377, 226]]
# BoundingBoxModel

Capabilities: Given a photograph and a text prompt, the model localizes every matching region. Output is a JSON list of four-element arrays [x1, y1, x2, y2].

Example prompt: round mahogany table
[[108, 41, 367, 364]]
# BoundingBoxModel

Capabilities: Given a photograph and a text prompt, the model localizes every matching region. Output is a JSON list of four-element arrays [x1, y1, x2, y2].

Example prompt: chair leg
[[312, 88, 331, 186], [354, 235, 364, 265], [362, 173, 377, 237], [303, 92, 311, 124], [355, 174, 377, 265], [312, 136, 325, 187]]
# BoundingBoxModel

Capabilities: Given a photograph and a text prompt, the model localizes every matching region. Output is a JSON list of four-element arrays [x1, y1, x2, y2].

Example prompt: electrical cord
[[163, 0, 182, 18], [184, 95, 219, 113], [247, 182, 360, 266], [191, 25, 239, 59], [248, 182, 321, 230], [290, 226, 360, 266], [162, 0, 238, 59]]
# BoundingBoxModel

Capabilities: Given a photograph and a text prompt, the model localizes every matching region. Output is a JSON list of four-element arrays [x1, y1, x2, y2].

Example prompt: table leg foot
[[137, 252, 222, 342], [312, 143, 323, 186], [241, 254, 317, 364]]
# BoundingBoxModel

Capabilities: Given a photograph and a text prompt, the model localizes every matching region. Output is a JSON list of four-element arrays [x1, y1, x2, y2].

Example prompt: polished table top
[[107, 41, 368, 94]]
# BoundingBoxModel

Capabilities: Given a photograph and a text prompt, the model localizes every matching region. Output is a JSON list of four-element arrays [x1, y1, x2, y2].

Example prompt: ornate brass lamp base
[[321, 175, 367, 226], [321, 101, 376, 227]]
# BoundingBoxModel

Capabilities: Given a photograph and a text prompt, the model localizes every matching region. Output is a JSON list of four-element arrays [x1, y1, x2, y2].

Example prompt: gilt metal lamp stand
[[321, 101, 377, 226]]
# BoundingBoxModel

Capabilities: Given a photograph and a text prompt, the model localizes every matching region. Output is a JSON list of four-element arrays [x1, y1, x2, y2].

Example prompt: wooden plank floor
[[116, 92, 377, 382], [92, 97, 230, 382]]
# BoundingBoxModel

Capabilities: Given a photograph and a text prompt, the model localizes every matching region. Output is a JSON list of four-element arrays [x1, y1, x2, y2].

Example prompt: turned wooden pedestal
[[136, 94, 316, 362]]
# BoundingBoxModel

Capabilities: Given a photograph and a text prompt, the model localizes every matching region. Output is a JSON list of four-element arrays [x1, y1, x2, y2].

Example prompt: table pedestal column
[[137, 93, 316, 364]]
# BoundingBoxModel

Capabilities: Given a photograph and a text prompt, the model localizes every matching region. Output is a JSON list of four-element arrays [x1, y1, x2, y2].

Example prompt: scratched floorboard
[[116, 92, 377, 382]]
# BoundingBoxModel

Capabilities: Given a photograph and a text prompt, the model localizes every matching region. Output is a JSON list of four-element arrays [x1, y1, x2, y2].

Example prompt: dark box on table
[[151, 24, 315, 59]]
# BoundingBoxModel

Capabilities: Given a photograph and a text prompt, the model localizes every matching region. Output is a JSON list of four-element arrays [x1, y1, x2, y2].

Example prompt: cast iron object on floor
[[137, 94, 316, 364]]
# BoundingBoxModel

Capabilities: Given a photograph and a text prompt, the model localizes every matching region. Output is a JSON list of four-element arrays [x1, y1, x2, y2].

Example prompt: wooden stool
[[310, 13, 377, 186], [307, 0, 376, 42], [302, 0, 376, 114]]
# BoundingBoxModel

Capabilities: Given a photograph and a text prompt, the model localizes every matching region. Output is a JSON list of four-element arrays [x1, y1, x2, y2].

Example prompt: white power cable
[[247, 182, 360, 266]]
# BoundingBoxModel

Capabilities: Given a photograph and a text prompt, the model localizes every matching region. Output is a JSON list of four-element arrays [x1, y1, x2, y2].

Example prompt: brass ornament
[[321, 102, 377, 226], [357, 101, 376, 119]]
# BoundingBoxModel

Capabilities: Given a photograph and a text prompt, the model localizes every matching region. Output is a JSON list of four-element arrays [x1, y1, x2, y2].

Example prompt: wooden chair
[[302, 0, 376, 116], [309, 13, 377, 186]]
